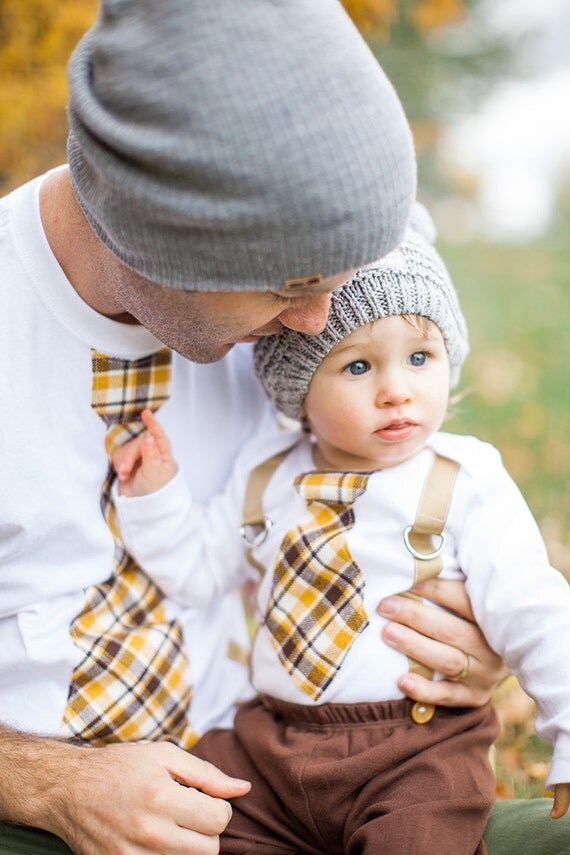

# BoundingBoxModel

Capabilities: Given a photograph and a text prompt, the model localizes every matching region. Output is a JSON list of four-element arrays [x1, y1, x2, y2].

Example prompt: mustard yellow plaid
[[61, 350, 197, 748], [264, 471, 370, 700]]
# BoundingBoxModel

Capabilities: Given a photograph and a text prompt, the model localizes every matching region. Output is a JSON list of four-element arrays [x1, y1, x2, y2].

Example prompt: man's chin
[[174, 341, 235, 364]]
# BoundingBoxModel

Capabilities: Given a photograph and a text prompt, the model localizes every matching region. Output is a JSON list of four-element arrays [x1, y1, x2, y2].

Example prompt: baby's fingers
[[112, 435, 146, 481], [140, 432, 163, 467], [551, 783, 570, 819], [141, 409, 174, 462]]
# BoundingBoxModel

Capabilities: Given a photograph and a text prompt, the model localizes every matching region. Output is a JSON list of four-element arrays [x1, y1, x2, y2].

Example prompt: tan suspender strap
[[241, 446, 296, 579], [228, 445, 297, 665], [242, 447, 293, 528], [406, 453, 460, 584], [401, 453, 459, 723]]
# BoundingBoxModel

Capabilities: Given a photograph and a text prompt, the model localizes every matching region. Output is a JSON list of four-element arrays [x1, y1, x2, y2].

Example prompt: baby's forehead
[[331, 313, 440, 349]]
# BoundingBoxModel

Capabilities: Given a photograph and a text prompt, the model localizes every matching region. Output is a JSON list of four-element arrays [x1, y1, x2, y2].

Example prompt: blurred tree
[[343, 0, 513, 201], [344, 0, 467, 35], [0, 0, 97, 194]]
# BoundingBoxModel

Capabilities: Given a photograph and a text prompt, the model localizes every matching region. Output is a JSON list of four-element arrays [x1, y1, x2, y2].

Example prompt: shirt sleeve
[[112, 452, 256, 607], [112, 426, 301, 609], [451, 443, 570, 789]]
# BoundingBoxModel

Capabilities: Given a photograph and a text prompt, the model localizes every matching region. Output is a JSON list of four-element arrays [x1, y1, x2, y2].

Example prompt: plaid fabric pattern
[[61, 350, 197, 748], [264, 471, 370, 700]]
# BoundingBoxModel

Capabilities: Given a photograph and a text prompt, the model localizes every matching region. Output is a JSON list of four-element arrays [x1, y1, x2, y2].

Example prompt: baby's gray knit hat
[[254, 205, 469, 419], [66, 0, 416, 291]]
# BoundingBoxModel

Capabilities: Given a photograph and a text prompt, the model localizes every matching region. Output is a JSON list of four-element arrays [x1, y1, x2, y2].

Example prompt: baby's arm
[[113, 409, 177, 497], [112, 416, 297, 609], [552, 783, 570, 819], [452, 442, 570, 809], [113, 424, 246, 606]]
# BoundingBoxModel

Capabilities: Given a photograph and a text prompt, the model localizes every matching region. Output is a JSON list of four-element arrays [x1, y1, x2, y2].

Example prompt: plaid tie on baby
[[61, 349, 196, 748], [264, 471, 370, 700]]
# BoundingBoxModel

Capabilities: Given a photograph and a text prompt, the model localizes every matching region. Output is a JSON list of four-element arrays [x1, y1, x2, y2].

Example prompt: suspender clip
[[240, 517, 273, 547], [403, 526, 445, 560]]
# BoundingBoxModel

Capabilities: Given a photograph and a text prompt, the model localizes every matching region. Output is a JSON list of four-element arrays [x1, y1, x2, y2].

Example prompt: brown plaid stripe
[[61, 350, 196, 748], [264, 471, 370, 700]]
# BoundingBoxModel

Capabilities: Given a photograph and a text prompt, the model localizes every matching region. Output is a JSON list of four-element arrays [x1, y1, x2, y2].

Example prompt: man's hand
[[0, 727, 250, 854], [377, 578, 509, 708]]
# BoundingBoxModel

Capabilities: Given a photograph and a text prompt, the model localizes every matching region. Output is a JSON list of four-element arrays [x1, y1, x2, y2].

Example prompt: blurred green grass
[[442, 236, 570, 577], [439, 235, 569, 798]]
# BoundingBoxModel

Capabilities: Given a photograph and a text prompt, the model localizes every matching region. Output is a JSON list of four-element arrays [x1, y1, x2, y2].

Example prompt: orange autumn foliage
[[0, 0, 97, 192], [342, 0, 466, 34], [0, 0, 469, 193]]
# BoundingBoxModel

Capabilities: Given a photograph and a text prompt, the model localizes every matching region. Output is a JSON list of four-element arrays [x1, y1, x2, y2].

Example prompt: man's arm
[[0, 725, 250, 854], [378, 578, 509, 707]]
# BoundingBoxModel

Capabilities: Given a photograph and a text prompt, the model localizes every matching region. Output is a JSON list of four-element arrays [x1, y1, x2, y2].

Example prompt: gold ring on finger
[[449, 650, 470, 682]]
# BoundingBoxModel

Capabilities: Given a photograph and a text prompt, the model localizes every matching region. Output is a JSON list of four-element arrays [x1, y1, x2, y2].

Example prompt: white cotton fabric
[[0, 169, 280, 737], [115, 429, 570, 790]]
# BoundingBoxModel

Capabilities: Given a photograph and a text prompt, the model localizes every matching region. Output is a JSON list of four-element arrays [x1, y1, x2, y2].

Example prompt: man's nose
[[278, 293, 332, 335]]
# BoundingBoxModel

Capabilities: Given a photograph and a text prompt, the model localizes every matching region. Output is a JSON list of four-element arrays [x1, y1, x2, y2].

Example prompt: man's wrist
[[0, 726, 88, 835]]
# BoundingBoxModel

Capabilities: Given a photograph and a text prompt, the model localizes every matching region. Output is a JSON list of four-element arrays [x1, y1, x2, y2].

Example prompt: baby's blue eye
[[409, 351, 427, 367], [345, 360, 370, 376]]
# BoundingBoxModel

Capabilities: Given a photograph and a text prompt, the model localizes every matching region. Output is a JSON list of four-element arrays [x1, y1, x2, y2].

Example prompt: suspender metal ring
[[239, 517, 273, 547], [403, 526, 445, 560]]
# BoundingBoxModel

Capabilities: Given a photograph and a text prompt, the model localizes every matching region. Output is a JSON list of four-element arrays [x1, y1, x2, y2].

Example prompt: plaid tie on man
[[264, 471, 370, 700], [61, 350, 196, 747]]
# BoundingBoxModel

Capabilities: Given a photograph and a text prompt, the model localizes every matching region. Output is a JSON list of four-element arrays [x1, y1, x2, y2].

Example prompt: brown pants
[[193, 696, 498, 854]]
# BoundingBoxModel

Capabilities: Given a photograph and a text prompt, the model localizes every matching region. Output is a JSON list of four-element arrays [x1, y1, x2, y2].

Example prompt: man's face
[[111, 268, 354, 363]]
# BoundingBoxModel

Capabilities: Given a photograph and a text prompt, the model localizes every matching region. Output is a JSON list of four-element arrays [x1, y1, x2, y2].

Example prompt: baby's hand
[[551, 782, 570, 819], [112, 409, 177, 497]]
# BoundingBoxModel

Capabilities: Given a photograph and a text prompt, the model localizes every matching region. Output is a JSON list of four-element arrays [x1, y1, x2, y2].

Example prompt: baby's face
[[303, 315, 450, 471]]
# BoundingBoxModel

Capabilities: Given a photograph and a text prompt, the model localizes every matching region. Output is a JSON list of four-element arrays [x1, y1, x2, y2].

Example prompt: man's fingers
[[382, 618, 473, 681], [409, 578, 476, 621], [153, 826, 222, 855], [378, 592, 480, 652], [168, 753, 251, 801], [378, 588, 509, 708], [396, 670, 483, 708], [161, 756, 250, 839], [117, 812, 223, 854], [167, 786, 234, 837]]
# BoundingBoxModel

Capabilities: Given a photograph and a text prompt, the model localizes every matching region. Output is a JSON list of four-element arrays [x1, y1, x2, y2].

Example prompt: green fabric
[[483, 799, 570, 854], [0, 824, 72, 854], [1, 799, 568, 853]]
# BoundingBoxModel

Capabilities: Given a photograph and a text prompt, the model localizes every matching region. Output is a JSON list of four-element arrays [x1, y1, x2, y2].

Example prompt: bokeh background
[[2, 0, 568, 801]]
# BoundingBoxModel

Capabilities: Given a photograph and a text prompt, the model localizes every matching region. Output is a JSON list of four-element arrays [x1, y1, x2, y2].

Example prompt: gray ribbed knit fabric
[[254, 206, 469, 419], [66, 0, 416, 291]]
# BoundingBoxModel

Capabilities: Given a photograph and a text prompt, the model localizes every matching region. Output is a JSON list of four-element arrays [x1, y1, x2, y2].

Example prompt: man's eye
[[408, 351, 427, 367], [345, 360, 370, 376]]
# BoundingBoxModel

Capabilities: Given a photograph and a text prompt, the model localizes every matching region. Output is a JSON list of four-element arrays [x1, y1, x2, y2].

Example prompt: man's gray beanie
[[66, 0, 416, 291], [254, 205, 469, 419]]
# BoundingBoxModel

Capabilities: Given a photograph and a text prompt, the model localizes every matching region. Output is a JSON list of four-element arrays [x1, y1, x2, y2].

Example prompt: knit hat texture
[[66, 0, 416, 291], [254, 205, 469, 419]]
